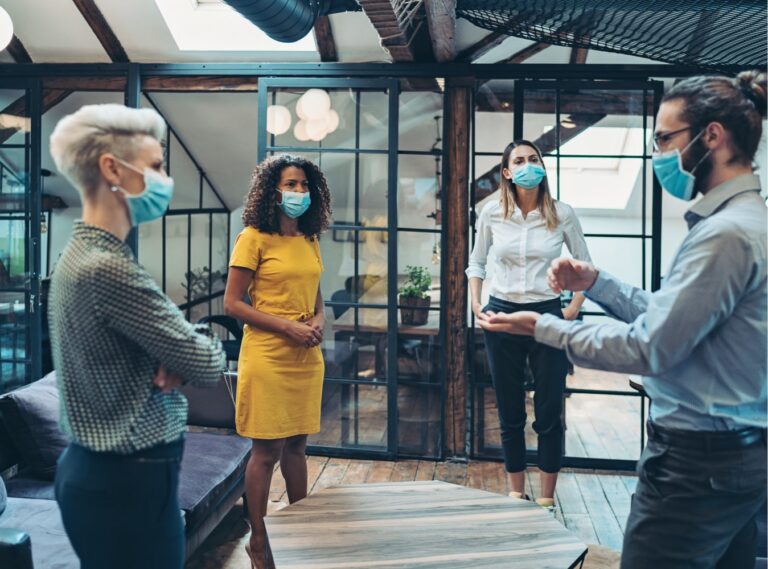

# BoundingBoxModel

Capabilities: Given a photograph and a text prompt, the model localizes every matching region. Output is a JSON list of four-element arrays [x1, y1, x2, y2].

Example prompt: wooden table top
[[264, 481, 588, 569], [332, 281, 441, 336]]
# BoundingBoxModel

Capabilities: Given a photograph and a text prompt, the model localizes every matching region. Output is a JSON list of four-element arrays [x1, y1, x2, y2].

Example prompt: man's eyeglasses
[[652, 126, 692, 152]]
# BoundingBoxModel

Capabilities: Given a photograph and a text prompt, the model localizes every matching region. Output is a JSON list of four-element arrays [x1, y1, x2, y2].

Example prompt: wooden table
[[332, 280, 441, 337], [265, 481, 588, 569]]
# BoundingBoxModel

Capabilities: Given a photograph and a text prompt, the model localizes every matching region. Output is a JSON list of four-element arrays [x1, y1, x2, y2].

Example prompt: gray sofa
[[0, 372, 250, 568]]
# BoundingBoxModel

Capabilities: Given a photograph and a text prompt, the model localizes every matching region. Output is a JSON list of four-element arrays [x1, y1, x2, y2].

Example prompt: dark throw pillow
[[0, 373, 68, 480]]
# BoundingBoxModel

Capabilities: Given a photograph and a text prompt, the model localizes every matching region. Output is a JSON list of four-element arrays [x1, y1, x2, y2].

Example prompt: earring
[[110, 185, 118, 192]]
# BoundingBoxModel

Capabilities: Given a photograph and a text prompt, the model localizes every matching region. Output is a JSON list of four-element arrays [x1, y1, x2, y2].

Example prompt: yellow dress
[[229, 227, 324, 439]]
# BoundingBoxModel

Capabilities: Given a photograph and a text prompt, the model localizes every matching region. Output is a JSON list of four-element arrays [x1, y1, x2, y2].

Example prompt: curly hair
[[242, 154, 332, 238]]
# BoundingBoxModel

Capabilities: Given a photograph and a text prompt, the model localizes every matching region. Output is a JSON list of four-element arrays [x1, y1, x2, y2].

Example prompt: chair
[[197, 315, 242, 363]]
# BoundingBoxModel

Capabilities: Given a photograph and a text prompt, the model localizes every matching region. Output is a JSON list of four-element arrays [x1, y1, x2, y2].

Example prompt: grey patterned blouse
[[49, 222, 225, 454]]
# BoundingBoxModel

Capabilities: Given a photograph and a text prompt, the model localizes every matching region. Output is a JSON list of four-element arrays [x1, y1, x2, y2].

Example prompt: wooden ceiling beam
[[0, 89, 73, 144], [40, 76, 260, 92], [569, 47, 589, 65], [313, 16, 338, 62], [6, 35, 32, 63], [72, 0, 129, 63], [455, 30, 508, 63], [424, 0, 456, 62], [497, 41, 551, 64]]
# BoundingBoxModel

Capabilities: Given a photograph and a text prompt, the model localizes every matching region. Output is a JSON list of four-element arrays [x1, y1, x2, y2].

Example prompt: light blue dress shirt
[[535, 174, 767, 431]]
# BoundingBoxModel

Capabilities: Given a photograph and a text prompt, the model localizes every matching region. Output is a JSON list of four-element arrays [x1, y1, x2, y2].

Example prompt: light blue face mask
[[512, 163, 546, 189], [112, 158, 174, 225], [278, 190, 311, 218], [652, 130, 710, 201]]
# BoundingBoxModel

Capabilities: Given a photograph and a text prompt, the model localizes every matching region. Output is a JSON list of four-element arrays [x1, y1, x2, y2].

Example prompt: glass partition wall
[[0, 82, 42, 393], [259, 79, 445, 459], [471, 79, 663, 470]]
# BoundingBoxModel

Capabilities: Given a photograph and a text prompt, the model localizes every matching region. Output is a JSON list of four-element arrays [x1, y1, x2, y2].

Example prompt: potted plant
[[398, 265, 432, 326]]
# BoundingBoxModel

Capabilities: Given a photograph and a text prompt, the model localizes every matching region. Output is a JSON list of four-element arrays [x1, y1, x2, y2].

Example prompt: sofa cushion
[[0, 497, 78, 569], [178, 431, 250, 531], [0, 373, 68, 480], [5, 477, 55, 501]]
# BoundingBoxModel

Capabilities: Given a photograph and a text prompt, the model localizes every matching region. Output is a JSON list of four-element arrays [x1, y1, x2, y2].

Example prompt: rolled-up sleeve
[[466, 207, 493, 280], [535, 225, 752, 375]]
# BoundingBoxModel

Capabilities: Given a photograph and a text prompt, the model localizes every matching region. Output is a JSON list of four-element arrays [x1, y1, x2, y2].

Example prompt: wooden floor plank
[[414, 460, 437, 481], [598, 474, 632, 533], [466, 461, 484, 490], [367, 460, 396, 482], [480, 459, 507, 495], [313, 458, 350, 492], [563, 513, 599, 545], [556, 472, 589, 515], [307, 456, 329, 493], [340, 460, 373, 485], [575, 474, 625, 550], [390, 459, 419, 482]]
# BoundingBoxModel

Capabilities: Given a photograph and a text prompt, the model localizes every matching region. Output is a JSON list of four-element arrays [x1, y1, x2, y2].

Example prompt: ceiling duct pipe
[[223, 0, 361, 43]]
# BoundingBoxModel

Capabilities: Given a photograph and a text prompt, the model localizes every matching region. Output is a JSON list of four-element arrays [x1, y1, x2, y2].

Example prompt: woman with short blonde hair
[[49, 104, 224, 569]]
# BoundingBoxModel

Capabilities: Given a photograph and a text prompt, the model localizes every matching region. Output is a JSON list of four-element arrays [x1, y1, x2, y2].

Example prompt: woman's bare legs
[[279, 435, 308, 504], [540, 471, 558, 500], [506, 470, 526, 496], [244, 438, 285, 569]]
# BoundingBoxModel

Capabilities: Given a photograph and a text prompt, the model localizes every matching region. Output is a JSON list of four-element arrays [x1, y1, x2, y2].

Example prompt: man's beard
[[682, 138, 713, 198]]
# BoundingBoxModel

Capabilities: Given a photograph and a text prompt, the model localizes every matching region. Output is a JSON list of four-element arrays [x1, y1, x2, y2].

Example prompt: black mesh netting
[[456, 0, 767, 71]]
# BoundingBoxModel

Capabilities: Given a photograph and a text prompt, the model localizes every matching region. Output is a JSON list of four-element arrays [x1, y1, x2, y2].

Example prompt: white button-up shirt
[[466, 200, 592, 303]]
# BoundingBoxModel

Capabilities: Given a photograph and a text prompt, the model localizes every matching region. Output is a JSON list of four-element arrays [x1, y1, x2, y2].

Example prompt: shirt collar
[[684, 173, 762, 229], [72, 221, 131, 253]]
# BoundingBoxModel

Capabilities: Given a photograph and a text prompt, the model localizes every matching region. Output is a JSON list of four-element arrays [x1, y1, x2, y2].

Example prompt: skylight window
[[155, 0, 317, 52], [546, 127, 649, 210]]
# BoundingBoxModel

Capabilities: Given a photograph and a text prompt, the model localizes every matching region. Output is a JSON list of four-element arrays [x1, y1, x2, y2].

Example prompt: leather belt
[[646, 421, 766, 452]]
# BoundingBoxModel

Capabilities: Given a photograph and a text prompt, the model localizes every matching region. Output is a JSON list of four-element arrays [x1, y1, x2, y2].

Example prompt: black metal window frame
[[0, 62, 712, 461], [0, 79, 42, 392], [469, 78, 665, 471]]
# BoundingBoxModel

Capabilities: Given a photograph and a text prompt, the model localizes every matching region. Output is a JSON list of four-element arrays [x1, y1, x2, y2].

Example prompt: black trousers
[[482, 296, 568, 473], [621, 424, 767, 569], [55, 437, 185, 569]]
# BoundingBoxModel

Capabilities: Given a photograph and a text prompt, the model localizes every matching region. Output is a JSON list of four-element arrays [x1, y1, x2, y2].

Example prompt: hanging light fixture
[[324, 109, 340, 134], [0, 7, 13, 52], [293, 120, 310, 142], [298, 89, 331, 120], [266, 105, 292, 135], [560, 115, 576, 129]]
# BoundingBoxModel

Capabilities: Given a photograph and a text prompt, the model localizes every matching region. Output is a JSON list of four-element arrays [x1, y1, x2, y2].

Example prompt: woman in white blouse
[[467, 140, 591, 510]]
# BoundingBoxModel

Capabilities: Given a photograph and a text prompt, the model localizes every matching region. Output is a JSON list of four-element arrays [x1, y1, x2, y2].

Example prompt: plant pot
[[399, 295, 431, 326]]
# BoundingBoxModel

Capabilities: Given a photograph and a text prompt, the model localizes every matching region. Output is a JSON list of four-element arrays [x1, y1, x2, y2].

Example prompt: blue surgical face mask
[[512, 162, 546, 189], [112, 158, 174, 225], [278, 190, 311, 218], [652, 130, 710, 201]]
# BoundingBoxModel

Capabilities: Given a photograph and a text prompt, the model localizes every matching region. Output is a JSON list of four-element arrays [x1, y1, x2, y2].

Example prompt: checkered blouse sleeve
[[97, 253, 226, 387]]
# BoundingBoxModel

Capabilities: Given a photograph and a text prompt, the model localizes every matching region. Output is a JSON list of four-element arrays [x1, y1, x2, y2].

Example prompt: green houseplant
[[398, 265, 432, 326]]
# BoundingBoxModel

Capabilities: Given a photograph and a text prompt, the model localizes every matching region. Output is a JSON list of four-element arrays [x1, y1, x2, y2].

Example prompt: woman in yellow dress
[[224, 154, 331, 569]]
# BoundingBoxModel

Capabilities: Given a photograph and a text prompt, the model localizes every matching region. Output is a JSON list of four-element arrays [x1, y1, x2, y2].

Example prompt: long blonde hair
[[499, 140, 559, 230]]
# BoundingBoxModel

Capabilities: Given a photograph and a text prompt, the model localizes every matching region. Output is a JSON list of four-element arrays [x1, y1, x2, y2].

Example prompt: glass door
[[470, 79, 662, 470], [0, 80, 43, 393]]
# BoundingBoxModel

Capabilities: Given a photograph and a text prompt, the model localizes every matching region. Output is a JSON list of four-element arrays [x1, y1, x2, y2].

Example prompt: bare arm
[[223, 266, 321, 347]]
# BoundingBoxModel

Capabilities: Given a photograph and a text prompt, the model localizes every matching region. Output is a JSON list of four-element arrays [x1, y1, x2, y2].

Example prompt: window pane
[[564, 393, 642, 461], [474, 80, 515, 154], [399, 91, 443, 153], [165, 216, 188, 304], [398, 385, 440, 457], [309, 381, 387, 450], [398, 155, 441, 230]]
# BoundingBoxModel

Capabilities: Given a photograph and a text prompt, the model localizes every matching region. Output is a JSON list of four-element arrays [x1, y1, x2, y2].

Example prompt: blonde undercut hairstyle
[[49, 104, 166, 199]]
